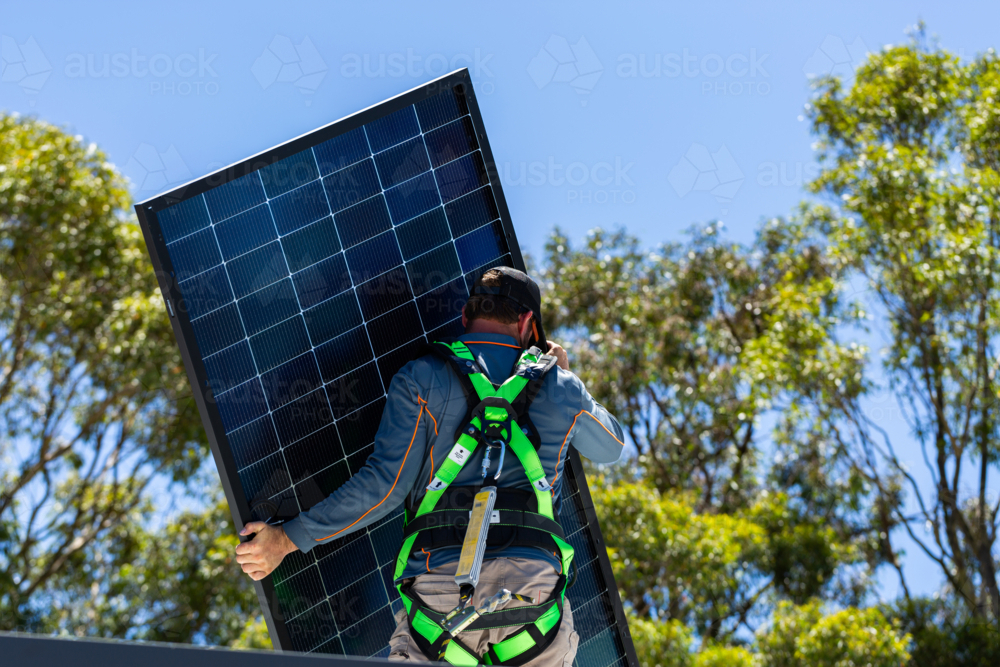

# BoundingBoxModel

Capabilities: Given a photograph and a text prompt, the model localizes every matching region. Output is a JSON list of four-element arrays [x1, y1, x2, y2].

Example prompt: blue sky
[[4, 0, 1000, 605]]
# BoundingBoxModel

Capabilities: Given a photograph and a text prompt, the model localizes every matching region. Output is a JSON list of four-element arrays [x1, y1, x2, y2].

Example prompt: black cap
[[471, 266, 548, 350]]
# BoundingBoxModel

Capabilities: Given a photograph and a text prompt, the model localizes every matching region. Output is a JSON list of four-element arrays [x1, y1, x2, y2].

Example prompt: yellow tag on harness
[[454, 487, 496, 588]]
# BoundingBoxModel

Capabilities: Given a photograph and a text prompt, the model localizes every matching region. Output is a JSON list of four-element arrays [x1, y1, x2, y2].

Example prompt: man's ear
[[518, 310, 534, 345], [461, 305, 468, 329]]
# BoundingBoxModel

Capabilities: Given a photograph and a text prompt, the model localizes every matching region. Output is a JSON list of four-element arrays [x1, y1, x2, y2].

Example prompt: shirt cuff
[[282, 516, 316, 554]]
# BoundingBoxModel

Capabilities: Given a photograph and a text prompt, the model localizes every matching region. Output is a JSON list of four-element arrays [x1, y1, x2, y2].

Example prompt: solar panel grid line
[[135, 70, 637, 664]]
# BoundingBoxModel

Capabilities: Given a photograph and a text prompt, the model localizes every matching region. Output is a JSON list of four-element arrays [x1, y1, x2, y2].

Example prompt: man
[[235, 267, 624, 665]]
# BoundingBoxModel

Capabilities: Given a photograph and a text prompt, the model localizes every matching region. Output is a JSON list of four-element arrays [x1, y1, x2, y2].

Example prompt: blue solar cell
[[323, 159, 381, 213], [327, 362, 384, 419], [297, 457, 351, 511], [214, 204, 277, 261], [319, 537, 377, 596], [365, 106, 419, 153], [259, 149, 320, 199], [384, 172, 440, 224], [395, 207, 451, 261], [260, 351, 323, 411], [329, 571, 388, 632], [215, 378, 268, 432], [335, 195, 392, 248], [178, 264, 233, 320], [415, 87, 469, 132], [335, 399, 385, 457], [373, 137, 430, 189], [227, 413, 279, 469], [344, 230, 402, 284], [270, 180, 330, 235], [314, 127, 370, 176], [370, 512, 404, 566], [204, 172, 266, 222], [354, 266, 412, 319], [225, 241, 287, 299], [284, 423, 344, 483], [281, 215, 341, 273], [276, 565, 328, 620], [303, 290, 363, 346], [366, 302, 423, 356], [455, 220, 506, 273], [415, 277, 467, 331], [315, 326, 373, 383], [376, 337, 425, 389], [292, 252, 352, 309], [445, 185, 499, 237], [250, 314, 311, 374], [424, 117, 478, 168], [167, 227, 221, 281], [406, 243, 461, 296], [272, 386, 334, 447], [157, 195, 210, 243], [190, 302, 245, 357], [339, 605, 395, 657], [238, 278, 300, 336], [435, 151, 488, 203], [238, 450, 290, 512], [203, 339, 257, 395]]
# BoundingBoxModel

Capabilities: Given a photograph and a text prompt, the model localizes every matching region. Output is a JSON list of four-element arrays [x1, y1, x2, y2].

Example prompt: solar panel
[[135, 69, 637, 665]]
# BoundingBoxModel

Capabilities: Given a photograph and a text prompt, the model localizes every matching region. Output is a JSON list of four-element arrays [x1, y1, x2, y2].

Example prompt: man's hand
[[547, 341, 570, 371], [235, 522, 299, 581]]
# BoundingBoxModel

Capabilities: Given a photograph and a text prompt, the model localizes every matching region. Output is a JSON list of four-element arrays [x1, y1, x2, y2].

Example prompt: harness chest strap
[[394, 340, 573, 665]]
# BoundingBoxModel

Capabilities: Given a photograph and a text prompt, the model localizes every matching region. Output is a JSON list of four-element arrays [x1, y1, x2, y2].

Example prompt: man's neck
[[465, 320, 520, 342]]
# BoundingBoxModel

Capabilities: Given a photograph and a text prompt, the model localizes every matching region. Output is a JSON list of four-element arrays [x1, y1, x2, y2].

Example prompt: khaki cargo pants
[[389, 557, 578, 666]]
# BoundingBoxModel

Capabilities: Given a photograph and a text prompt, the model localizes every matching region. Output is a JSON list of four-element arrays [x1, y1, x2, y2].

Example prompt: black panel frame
[[134, 69, 637, 665]]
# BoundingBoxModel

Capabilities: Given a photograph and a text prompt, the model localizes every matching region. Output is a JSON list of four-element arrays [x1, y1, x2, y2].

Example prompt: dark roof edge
[[0, 632, 385, 666]]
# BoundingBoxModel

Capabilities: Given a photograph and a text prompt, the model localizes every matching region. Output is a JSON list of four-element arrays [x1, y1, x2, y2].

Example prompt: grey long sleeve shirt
[[282, 332, 624, 579]]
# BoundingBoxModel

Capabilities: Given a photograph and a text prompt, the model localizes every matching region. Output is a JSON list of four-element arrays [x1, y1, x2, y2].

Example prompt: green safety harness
[[393, 340, 574, 665]]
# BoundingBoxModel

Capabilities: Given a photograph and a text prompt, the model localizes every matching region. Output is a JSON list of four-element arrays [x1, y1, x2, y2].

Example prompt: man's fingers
[[240, 521, 267, 536], [235, 540, 256, 555], [249, 570, 268, 581]]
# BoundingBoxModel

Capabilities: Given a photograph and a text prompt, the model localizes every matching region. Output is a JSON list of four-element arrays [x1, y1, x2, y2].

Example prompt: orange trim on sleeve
[[423, 403, 439, 435], [463, 340, 521, 349], [314, 403, 425, 542], [551, 410, 625, 486], [422, 548, 431, 573]]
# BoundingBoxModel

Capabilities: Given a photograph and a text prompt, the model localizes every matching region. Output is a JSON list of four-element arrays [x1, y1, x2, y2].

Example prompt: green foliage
[[628, 614, 692, 667], [692, 645, 754, 667], [883, 597, 1000, 667], [808, 24, 1000, 619], [41, 494, 267, 647], [755, 601, 909, 667], [0, 113, 253, 646], [546, 217, 877, 641]]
